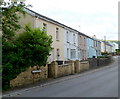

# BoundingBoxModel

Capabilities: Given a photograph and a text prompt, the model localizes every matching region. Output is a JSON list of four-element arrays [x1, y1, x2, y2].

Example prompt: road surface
[[3, 56, 119, 97]]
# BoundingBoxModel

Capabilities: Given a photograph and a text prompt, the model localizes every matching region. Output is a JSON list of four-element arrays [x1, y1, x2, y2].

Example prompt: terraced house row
[[19, 8, 101, 63]]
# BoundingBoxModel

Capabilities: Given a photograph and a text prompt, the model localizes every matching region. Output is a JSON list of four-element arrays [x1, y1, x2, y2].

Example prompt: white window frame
[[56, 27, 59, 41], [73, 34, 76, 44], [70, 49, 76, 59], [43, 23, 47, 32], [67, 48, 69, 59], [66, 31, 69, 43]]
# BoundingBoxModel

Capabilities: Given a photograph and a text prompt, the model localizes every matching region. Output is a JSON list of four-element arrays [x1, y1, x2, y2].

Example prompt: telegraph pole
[[104, 36, 106, 52]]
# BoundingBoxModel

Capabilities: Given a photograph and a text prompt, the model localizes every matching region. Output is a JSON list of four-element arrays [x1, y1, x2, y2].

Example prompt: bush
[[101, 52, 108, 55], [16, 25, 53, 67], [2, 25, 52, 90], [97, 56, 108, 58], [2, 0, 51, 90]]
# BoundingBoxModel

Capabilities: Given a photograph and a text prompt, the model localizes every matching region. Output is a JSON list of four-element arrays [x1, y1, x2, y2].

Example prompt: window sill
[[56, 39, 60, 41]]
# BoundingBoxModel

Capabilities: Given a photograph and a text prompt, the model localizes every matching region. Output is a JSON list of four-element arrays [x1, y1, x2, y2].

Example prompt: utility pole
[[104, 36, 106, 52]]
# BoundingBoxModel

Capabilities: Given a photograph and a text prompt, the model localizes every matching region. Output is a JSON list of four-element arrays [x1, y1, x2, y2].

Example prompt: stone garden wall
[[10, 56, 112, 87], [10, 65, 48, 87]]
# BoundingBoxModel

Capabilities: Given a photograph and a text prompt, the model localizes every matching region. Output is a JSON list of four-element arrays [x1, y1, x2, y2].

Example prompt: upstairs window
[[56, 28, 59, 41], [94, 40, 95, 47], [79, 36, 82, 45], [96, 41, 97, 47], [73, 34, 75, 44], [43, 23, 47, 32], [84, 37, 86, 46], [94, 40, 97, 47], [66, 31, 69, 43]]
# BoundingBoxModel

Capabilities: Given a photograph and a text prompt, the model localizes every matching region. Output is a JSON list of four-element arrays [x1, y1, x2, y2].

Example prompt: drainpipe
[[104, 36, 106, 52]]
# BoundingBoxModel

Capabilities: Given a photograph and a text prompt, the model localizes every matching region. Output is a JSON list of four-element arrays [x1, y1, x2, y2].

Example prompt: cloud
[[25, 0, 119, 40]]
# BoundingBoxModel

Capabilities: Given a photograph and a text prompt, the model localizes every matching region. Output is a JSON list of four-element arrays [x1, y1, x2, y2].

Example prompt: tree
[[2, 0, 26, 41], [2, 25, 52, 90], [2, 0, 27, 90], [16, 25, 52, 67], [2, 0, 52, 90]]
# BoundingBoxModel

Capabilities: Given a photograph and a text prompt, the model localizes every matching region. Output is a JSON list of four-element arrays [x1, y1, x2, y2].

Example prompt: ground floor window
[[70, 49, 76, 59]]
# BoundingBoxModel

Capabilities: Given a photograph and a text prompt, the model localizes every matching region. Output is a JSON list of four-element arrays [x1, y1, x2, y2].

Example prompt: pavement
[[2, 56, 119, 97]]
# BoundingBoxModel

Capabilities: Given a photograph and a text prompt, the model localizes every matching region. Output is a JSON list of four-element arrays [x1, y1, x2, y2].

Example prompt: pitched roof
[[24, 7, 101, 42]]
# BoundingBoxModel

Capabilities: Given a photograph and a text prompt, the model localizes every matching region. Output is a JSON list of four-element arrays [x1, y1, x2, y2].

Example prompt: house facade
[[87, 37, 96, 58], [78, 32, 87, 60], [64, 27, 79, 61], [96, 41, 101, 56], [92, 35, 101, 57], [109, 42, 118, 53], [34, 16, 65, 63], [101, 41, 113, 53], [19, 8, 88, 62], [19, 8, 65, 63], [18, 8, 102, 63], [93, 39, 101, 57], [87, 36, 101, 58]]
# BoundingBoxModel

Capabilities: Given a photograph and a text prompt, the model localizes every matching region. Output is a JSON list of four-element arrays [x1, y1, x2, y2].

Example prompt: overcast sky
[[25, 0, 119, 40]]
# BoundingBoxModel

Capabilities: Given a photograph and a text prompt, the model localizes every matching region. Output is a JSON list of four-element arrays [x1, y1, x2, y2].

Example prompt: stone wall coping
[[80, 61, 88, 64], [58, 64, 69, 67]]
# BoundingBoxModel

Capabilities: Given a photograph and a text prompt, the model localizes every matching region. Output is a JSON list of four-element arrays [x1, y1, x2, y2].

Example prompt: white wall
[[111, 42, 118, 52], [64, 28, 79, 61]]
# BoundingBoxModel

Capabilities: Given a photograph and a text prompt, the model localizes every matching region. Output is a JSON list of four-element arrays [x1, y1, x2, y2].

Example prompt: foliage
[[2, 25, 52, 90], [116, 49, 120, 55], [2, 2, 52, 90], [16, 25, 53, 67], [2, 0, 52, 90], [115, 49, 120, 52], [101, 52, 108, 55], [2, 40, 26, 90], [97, 56, 108, 58], [2, 1, 26, 41], [2, 0, 27, 90]]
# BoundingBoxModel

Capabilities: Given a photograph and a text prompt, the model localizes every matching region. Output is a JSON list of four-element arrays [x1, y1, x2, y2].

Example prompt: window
[[79, 36, 81, 45], [43, 23, 47, 32], [66, 31, 69, 43], [94, 40, 95, 47], [56, 28, 59, 41], [78, 49, 80, 59], [56, 49, 60, 60], [67, 48, 69, 59], [96, 41, 97, 47], [70, 49, 76, 59], [94, 40, 97, 47], [73, 34, 75, 44], [84, 37, 86, 46]]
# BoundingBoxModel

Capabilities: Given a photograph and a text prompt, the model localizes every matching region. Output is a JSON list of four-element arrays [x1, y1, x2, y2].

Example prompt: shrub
[[101, 52, 108, 55]]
